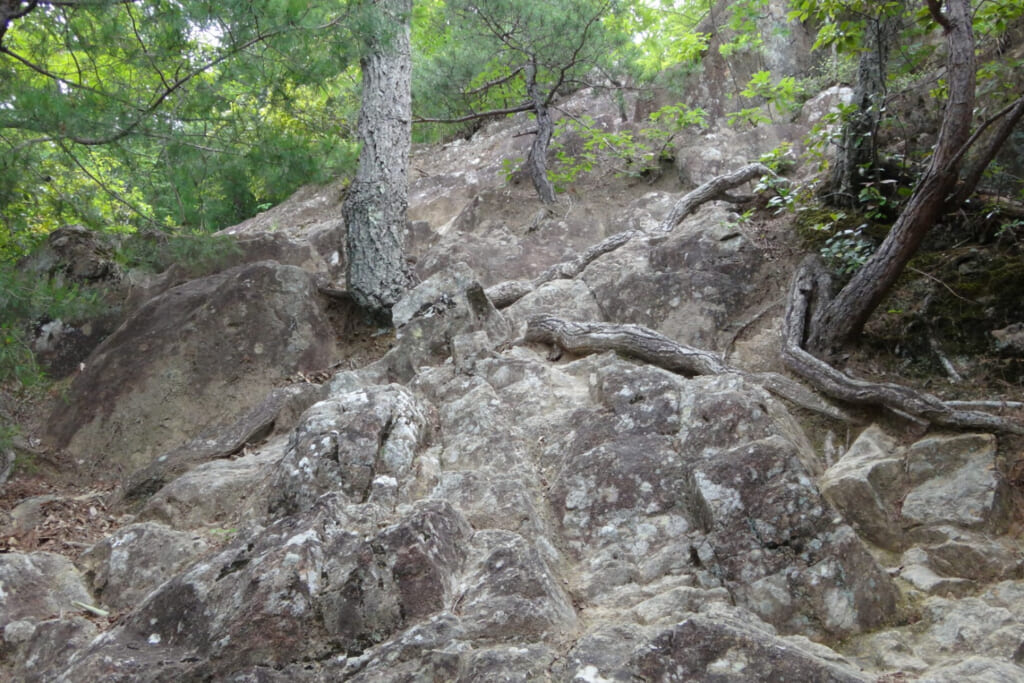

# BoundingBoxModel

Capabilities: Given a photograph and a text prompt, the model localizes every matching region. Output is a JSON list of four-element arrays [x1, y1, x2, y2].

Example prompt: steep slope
[[3, 82, 1024, 682]]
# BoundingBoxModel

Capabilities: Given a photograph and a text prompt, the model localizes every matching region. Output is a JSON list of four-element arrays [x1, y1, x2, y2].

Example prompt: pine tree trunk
[[343, 0, 414, 317], [523, 62, 557, 204], [811, 0, 976, 354], [829, 6, 901, 206]]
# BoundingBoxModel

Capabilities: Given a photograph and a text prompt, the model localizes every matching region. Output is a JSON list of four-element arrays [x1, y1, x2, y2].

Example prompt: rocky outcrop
[[43, 260, 337, 476], [18, 224, 127, 377], [24, 268, 910, 680], [6, 79, 1024, 683]]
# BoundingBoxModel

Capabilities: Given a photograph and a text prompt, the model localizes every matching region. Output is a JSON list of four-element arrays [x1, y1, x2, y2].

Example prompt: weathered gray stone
[[900, 560, 976, 597], [980, 581, 1024, 619], [331, 612, 468, 681], [430, 472, 546, 536], [450, 330, 492, 374], [138, 435, 288, 530], [923, 596, 1019, 653], [219, 178, 348, 279], [122, 382, 325, 507], [61, 498, 473, 679], [820, 425, 906, 550], [901, 433, 1009, 531], [460, 643, 559, 682], [920, 657, 1024, 682], [631, 584, 732, 626], [553, 624, 650, 682], [991, 322, 1024, 356], [503, 277, 605, 336], [44, 261, 337, 476], [268, 384, 432, 515], [386, 263, 511, 380], [693, 434, 899, 639], [845, 629, 931, 675], [78, 522, 211, 610], [457, 530, 577, 642], [3, 616, 98, 683], [431, 375, 534, 473], [629, 606, 871, 682], [907, 526, 1024, 583], [0, 552, 93, 625], [582, 204, 780, 354]]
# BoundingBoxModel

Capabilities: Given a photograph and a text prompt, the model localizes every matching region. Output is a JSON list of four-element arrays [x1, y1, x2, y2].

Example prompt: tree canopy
[[2, 0, 1023, 335], [0, 0, 369, 254]]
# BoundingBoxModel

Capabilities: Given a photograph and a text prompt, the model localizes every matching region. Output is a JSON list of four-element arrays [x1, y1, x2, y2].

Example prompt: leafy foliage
[[547, 103, 707, 189], [1, 0, 365, 248], [116, 230, 243, 277], [412, 0, 631, 125]]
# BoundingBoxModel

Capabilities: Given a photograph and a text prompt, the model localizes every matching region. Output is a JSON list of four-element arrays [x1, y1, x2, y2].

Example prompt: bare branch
[[414, 102, 534, 125], [463, 65, 525, 96], [949, 95, 1024, 208]]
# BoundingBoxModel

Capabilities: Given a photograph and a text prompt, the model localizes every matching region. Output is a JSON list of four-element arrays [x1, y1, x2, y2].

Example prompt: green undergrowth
[[862, 239, 1024, 385], [116, 230, 243, 277], [0, 264, 107, 387]]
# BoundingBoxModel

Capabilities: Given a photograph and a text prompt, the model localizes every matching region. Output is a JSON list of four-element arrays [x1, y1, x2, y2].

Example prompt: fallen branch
[[524, 315, 854, 422], [782, 257, 1024, 434]]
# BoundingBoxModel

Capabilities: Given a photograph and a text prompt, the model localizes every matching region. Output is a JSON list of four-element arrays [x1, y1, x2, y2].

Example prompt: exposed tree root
[[524, 315, 854, 423], [782, 257, 1024, 434], [487, 162, 778, 309], [485, 229, 637, 308], [659, 162, 776, 232], [491, 160, 1022, 434]]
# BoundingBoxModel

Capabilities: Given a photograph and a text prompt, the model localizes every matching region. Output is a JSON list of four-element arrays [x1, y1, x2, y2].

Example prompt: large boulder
[[43, 260, 337, 476], [821, 427, 1015, 574], [0, 551, 93, 625], [580, 203, 784, 354], [60, 499, 476, 680]]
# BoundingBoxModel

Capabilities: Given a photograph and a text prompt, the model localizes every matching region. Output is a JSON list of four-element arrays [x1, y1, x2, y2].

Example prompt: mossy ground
[[855, 230, 1024, 393]]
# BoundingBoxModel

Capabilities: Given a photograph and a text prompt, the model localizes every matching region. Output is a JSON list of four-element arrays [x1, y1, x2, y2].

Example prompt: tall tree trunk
[[523, 61, 557, 204], [828, 5, 902, 206], [343, 0, 414, 318], [811, 0, 976, 354]]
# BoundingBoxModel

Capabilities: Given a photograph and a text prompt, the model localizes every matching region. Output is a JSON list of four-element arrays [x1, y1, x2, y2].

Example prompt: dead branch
[[524, 315, 854, 422], [485, 229, 637, 308], [782, 257, 1024, 434], [659, 162, 777, 232]]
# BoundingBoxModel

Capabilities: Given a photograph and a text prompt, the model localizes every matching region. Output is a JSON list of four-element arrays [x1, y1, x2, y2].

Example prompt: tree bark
[[523, 61, 557, 204], [784, 257, 1024, 434], [949, 95, 1024, 210], [659, 162, 775, 232], [524, 315, 855, 422], [343, 0, 415, 318], [811, 0, 976, 353], [829, 5, 902, 206]]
